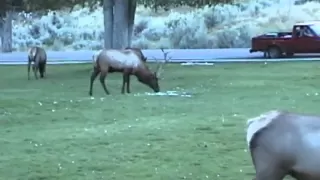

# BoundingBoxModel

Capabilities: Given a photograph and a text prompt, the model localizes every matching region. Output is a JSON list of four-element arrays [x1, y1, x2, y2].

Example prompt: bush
[[10, 0, 320, 50]]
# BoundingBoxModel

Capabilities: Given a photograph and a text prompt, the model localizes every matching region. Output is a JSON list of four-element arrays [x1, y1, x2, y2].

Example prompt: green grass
[[1, 62, 319, 180]]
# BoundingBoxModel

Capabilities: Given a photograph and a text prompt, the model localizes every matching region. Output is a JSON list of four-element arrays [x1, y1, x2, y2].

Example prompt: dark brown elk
[[27, 46, 47, 80], [247, 110, 320, 180], [88, 48, 169, 95]]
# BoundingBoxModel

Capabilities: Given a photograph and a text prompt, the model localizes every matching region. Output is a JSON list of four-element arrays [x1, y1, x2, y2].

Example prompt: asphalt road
[[1, 48, 320, 64]]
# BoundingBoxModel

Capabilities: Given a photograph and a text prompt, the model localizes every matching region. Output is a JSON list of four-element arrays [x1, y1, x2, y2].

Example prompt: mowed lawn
[[0, 62, 319, 180]]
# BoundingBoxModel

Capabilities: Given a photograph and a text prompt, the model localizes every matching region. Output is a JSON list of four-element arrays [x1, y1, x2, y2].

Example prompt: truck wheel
[[267, 47, 282, 58], [263, 51, 268, 58]]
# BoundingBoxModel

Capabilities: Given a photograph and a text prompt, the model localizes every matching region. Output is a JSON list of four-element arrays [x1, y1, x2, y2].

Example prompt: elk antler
[[155, 48, 171, 78]]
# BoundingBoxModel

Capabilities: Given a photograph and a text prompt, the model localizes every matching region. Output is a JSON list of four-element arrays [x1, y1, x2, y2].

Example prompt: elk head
[[145, 48, 171, 92]]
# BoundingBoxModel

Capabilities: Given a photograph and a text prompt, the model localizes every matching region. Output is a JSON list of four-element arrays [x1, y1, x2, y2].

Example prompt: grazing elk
[[88, 48, 170, 95], [246, 110, 320, 180], [27, 46, 47, 80]]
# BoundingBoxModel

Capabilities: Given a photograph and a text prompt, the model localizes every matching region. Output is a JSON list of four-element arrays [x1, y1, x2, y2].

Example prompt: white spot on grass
[[58, 163, 62, 170], [38, 102, 42, 106], [180, 62, 214, 66], [51, 109, 55, 112], [53, 101, 57, 104], [136, 90, 192, 97]]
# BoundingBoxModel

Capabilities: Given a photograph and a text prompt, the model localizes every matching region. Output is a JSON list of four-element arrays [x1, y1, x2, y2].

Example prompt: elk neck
[[134, 67, 154, 83]]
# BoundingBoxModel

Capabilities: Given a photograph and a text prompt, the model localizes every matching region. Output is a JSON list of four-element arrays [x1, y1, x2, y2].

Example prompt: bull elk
[[246, 110, 320, 180], [27, 46, 47, 80], [88, 48, 170, 95]]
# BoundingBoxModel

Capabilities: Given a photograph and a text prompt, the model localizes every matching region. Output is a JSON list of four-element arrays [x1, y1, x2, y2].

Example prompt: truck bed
[[255, 32, 292, 39]]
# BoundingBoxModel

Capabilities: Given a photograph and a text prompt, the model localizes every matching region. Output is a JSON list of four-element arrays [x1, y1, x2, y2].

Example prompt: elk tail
[[246, 110, 281, 148], [29, 47, 37, 59]]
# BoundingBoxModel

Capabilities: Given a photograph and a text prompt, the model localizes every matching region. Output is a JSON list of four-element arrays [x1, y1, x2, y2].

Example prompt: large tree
[[103, 0, 136, 49], [0, 0, 20, 52]]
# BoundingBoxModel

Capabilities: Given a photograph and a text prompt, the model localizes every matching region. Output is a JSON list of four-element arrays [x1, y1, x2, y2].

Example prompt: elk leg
[[99, 71, 110, 95], [88, 67, 100, 96], [27, 61, 31, 80], [122, 70, 131, 94], [33, 64, 39, 79], [39, 62, 45, 78], [126, 74, 131, 93], [121, 73, 126, 94], [42, 62, 47, 78], [252, 148, 287, 180]]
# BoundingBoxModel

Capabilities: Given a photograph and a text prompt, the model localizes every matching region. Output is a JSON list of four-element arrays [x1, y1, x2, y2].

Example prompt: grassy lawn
[[0, 62, 319, 180]]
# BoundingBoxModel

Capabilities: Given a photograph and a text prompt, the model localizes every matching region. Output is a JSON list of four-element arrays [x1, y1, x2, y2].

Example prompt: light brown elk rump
[[246, 110, 320, 180], [27, 46, 47, 80], [88, 49, 168, 95]]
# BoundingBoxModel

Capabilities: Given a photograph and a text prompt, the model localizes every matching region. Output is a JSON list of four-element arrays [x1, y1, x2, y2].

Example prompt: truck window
[[294, 26, 301, 37], [310, 24, 320, 36], [302, 26, 313, 37], [295, 26, 315, 37]]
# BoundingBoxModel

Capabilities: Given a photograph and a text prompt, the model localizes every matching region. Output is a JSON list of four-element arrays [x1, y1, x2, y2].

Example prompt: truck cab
[[249, 21, 320, 58]]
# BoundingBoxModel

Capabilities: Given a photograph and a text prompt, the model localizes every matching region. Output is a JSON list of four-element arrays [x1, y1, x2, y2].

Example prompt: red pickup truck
[[249, 21, 320, 58]]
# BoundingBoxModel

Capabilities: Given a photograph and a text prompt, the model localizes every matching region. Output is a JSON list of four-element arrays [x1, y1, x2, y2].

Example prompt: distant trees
[[0, 0, 234, 52], [1, 0, 88, 52], [138, 0, 233, 12]]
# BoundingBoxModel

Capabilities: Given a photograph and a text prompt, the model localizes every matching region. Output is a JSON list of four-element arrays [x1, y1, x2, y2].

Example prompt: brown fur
[[101, 48, 146, 73], [27, 46, 47, 80], [88, 49, 163, 95]]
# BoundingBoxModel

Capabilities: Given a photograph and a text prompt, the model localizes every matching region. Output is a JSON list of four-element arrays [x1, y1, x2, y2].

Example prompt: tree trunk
[[0, 18, 3, 47], [127, 0, 137, 47], [113, 0, 129, 49], [103, 0, 114, 49], [1, 11, 13, 52]]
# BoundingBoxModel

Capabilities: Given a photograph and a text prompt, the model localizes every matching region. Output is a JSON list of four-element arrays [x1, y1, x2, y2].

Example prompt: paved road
[[1, 48, 320, 64]]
